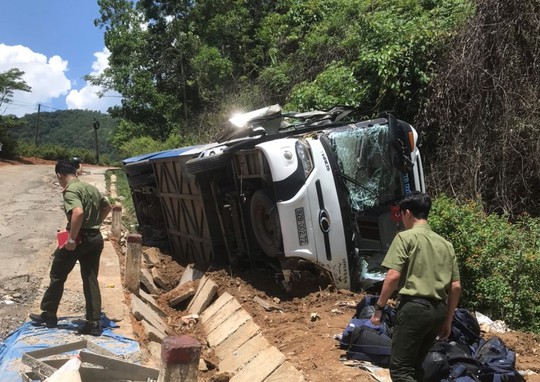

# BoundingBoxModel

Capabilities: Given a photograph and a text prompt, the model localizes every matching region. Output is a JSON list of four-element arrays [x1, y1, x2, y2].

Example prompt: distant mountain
[[12, 109, 119, 158]]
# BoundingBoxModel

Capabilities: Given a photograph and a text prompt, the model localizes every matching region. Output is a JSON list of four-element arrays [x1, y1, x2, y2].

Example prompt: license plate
[[295, 207, 308, 246]]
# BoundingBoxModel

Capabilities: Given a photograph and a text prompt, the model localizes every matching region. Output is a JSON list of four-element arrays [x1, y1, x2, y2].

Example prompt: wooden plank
[[79, 351, 159, 379], [25, 339, 86, 358]]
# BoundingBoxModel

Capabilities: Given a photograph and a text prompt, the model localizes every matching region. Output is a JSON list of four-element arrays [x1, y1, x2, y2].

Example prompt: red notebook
[[56, 230, 81, 248]]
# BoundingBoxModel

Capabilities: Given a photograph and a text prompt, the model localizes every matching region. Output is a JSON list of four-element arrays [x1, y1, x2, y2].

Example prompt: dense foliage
[[92, 0, 472, 149], [0, 69, 31, 158], [430, 196, 540, 332], [418, 0, 540, 217]]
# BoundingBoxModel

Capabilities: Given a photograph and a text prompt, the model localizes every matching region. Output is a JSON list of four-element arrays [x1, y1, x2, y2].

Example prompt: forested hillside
[[11, 109, 119, 159], [92, 0, 539, 217]]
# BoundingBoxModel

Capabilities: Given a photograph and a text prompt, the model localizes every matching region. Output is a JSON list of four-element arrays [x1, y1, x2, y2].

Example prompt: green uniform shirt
[[63, 179, 109, 230], [382, 222, 460, 301]]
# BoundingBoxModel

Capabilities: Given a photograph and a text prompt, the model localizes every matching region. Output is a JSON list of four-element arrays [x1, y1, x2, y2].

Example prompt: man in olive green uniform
[[371, 192, 461, 382], [30, 159, 112, 335]]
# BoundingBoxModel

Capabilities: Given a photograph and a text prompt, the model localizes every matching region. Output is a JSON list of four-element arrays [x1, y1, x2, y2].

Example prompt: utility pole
[[93, 119, 100, 163], [34, 104, 41, 145]]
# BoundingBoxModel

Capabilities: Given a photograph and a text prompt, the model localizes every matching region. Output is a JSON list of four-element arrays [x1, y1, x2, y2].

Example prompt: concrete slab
[[200, 292, 234, 324], [214, 320, 260, 359], [203, 298, 242, 334], [131, 294, 168, 334], [187, 276, 218, 315], [220, 334, 270, 374], [206, 309, 252, 347], [265, 361, 305, 382], [229, 346, 285, 382]]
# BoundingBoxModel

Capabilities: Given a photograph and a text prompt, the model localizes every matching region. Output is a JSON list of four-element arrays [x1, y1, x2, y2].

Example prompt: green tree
[[0, 68, 31, 158], [0, 68, 31, 108]]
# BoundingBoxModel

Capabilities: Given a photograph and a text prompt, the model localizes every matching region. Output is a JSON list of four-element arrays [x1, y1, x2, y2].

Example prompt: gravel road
[[0, 164, 65, 339]]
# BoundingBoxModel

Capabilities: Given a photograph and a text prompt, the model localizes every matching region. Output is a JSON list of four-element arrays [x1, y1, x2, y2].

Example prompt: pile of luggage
[[339, 295, 524, 382]]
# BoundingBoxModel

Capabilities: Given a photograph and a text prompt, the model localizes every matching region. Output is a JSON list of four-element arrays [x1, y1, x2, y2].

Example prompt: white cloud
[[0, 44, 71, 116], [66, 48, 122, 113]]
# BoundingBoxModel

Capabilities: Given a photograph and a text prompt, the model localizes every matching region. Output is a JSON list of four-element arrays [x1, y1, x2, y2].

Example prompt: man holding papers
[[30, 159, 112, 335]]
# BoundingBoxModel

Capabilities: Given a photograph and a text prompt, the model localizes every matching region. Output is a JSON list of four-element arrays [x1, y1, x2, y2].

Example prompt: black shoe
[[78, 321, 102, 336], [29, 312, 58, 328]]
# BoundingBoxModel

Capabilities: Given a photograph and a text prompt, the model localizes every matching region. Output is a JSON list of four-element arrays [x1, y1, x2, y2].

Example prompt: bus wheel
[[185, 153, 230, 174], [250, 190, 282, 257]]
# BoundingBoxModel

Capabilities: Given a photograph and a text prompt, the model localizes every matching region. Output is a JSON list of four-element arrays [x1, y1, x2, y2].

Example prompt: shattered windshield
[[325, 123, 403, 211]]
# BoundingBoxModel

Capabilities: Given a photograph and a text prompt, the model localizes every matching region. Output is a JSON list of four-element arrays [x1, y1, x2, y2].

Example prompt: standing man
[[30, 159, 112, 335], [371, 192, 461, 382]]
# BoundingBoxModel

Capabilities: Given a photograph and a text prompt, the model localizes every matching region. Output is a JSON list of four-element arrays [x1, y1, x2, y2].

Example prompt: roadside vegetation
[[0, 0, 538, 332]]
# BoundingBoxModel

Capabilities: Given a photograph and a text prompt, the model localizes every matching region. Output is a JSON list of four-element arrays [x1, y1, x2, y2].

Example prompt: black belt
[[80, 229, 101, 235], [399, 295, 443, 307]]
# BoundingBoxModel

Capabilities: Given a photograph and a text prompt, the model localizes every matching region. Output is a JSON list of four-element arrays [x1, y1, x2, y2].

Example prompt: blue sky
[[0, 0, 121, 117]]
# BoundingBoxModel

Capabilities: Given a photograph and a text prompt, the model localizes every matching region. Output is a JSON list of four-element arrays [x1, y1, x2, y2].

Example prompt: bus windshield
[[325, 123, 404, 211]]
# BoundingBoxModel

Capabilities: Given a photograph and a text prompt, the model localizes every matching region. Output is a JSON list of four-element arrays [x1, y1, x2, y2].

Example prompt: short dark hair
[[55, 159, 77, 175], [399, 191, 431, 220]]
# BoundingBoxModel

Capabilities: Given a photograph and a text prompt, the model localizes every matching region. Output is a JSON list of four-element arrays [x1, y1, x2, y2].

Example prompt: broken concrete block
[[206, 309, 252, 347], [200, 292, 234, 324], [253, 296, 281, 311], [220, 334, 270, 374], [229, 346, 285, 382], [264, 361, 305, 382], [140, 268, 160, 295], [139, 289, 167, 317], [164, 280, 198, 308], [141, 319, 166, 342], [214, 320, 260, 359], [142, 248, 161, 267], [187, 277, 218, 315], [203, 299, 242, 334], [151, 267, 168, 290], [131, 294, 168, 335], [178, 264, 204, 287]]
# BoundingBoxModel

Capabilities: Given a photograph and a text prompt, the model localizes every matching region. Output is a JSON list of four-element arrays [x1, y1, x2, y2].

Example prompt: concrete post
[[111, 205, 122, 240], [157, 336, 201, 382], [125, 234, 143, 295], [110, 174, 118, 199]]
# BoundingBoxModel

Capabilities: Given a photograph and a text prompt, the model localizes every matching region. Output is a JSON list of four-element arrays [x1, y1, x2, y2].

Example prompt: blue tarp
[[0, 314, 139, 382]]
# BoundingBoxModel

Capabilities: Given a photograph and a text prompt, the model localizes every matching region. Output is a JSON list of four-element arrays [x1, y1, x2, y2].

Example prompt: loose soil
[[128, 247, 540, 382], [2, 158, 538, 381]]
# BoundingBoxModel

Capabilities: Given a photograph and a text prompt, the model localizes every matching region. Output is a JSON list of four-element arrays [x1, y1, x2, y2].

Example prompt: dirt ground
[[2, 157, 538, 381], [130, 247, 540, 382]]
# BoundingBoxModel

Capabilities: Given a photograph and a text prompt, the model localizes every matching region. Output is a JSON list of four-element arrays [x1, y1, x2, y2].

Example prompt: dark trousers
[[390, 298, 447, 382], [40, 233, 103, 322]]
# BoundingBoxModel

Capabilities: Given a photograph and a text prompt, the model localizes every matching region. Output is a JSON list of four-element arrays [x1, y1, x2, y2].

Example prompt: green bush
[[14, 142, 113, 165], [430, 196, 540, 332]]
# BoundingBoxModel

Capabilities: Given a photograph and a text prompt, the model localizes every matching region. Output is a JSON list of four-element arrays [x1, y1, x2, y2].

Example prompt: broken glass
[[326, 123, 402, 212]]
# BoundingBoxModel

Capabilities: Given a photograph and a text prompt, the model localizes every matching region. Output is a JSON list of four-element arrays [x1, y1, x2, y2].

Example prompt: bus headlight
[[296, 140, 314, 179]]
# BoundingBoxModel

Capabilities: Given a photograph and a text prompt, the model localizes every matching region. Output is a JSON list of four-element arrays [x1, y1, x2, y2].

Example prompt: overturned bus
[[123, 106, 425, 291]]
